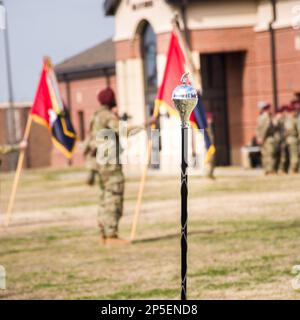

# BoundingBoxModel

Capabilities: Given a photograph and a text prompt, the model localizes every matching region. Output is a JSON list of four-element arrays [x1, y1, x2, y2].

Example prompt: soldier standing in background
[[273, 106, 287, 174], [0, 141, 28, 187], [291, 100, 300, 172], [83, 109, 131, 186], [204, 112, 215, 179], [284, 104, 299, 174], [85, 87, 154, 246], [0, 141, 27, 157], [255, 102, 276, 175]]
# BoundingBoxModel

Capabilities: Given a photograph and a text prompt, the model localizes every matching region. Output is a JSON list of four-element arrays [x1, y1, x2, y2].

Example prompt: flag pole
[[130, 138, 153, 241], [4, 114, 32, 227], [130, 16, 201, 241], [130, 99, 159, 242], [180, 124, 188, 300], [172, 16, 202, 92]]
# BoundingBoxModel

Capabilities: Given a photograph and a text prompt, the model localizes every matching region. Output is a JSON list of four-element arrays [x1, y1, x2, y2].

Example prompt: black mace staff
[[172, 73, 198, 300]]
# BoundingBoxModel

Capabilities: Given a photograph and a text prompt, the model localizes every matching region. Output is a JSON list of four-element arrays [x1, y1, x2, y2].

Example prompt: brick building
[[104, 0, 300, 166], [3, 0, 300, 171], [0, 103, 51, 171], [1, 40, 116, 171]]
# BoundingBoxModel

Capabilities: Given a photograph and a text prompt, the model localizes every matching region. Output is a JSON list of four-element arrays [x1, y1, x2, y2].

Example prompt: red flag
[[154, 32, 185, 118], [154, 31, 199, 124], [31, 60, 52, 127], [30, 58, 77, 158], [154, 31, 215, 160]]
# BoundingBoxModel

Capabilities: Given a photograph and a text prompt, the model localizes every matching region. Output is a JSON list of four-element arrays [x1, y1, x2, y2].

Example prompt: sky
[[0, 0, 114, 103]]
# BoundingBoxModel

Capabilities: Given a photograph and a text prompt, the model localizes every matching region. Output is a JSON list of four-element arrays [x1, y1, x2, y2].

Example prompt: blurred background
[[1, 0, 300, 300], [1, 0, 300, 172]]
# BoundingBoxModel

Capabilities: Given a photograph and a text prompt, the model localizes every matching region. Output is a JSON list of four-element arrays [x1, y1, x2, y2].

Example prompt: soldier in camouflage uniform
[[291, 100, 300, 172], [0, 141, 27, 155], [273, 106, 288, 174], [83, 131, 99, 186], [0, 144, 19, 155], [256, 102, 276, 174], [0, 141, 27, 166], [85, 88, 150, 245], [283, 104, 299, 173]]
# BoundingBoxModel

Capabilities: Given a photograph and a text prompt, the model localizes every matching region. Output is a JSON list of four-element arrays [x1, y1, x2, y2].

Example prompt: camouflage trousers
[[85, 154, 99, 186], [97, 164, 125, 238], [261, 137, 276, 174], [286, 136, 299, 173], [274, 142, 287, 173]]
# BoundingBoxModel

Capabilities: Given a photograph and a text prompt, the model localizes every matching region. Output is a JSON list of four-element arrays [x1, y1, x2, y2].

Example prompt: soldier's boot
[[277, 170, 286, 176], [264, 170, 276, 176], [98, 223, 106, 245], [99, 236, 106, 245], [86, 170, 97, 186], [206, 174, 216, 180], [105, 236, 130, 246]]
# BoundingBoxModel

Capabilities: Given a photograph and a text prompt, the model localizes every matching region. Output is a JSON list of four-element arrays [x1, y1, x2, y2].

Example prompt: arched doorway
[[140, 21, 160, 168], [140, 21, 158, 119]]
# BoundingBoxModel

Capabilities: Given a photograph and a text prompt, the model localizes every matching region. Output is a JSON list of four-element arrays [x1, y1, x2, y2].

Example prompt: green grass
[[1, 167, 300, 299]]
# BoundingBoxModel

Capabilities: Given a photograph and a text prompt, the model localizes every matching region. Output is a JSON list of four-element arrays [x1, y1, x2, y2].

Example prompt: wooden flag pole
[[130, 17, 202, 242], [130, 138, 153, 242], [4, 114, 33, 227]]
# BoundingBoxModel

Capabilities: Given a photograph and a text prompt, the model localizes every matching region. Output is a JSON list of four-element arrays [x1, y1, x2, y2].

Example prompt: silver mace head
[[172, 72, 198, 128]]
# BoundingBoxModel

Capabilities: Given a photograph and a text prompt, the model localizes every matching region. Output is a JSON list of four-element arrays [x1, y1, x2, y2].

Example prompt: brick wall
[[115, 25, 300, 165]]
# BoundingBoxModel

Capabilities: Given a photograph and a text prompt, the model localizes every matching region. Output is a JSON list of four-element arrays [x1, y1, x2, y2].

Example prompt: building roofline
[[104, 0, 121, 16], [0, 101, 32, 109], [104, 0, 193, 16], [55, 37, 115, 81], [55, 62, 115, 76], [55, 63, 115, 82]]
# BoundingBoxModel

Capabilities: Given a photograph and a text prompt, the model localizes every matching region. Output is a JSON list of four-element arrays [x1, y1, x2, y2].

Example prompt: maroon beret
[[288, 104, 296, 112], [279, 105, 289, 112], [291, 100, 300, 110], [97, 87, 116, 108]]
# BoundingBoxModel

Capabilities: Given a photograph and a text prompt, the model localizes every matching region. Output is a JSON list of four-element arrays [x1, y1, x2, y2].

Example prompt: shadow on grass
[[132, 229, 216, 244], [132, 219, 300, 244]]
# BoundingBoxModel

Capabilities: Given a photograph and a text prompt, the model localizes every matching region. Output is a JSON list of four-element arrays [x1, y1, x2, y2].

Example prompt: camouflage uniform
[[297, 113, 300, 172], [273, 115, 287, 173], [0, 144, 19, 155], [0, 144, 20, 172], [83, 125, 99, 186], [284, 115, 299, 173], [256, 112, 276, 174], [85, 105, 142, 238]]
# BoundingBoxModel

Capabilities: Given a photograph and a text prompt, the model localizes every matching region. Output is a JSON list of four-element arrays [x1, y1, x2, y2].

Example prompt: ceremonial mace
[[172, 73, 198, 300]]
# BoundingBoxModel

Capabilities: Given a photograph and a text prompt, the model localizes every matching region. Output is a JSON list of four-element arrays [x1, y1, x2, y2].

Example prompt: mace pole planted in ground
[[181, 125, 188, 299], [172, 72, 198, 300]]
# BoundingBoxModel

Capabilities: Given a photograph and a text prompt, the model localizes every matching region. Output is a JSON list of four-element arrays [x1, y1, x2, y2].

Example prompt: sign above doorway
[[128, 0, 153, 11]]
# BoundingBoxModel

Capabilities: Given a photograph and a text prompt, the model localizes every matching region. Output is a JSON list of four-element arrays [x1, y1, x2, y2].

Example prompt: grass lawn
[[0, 167, 300, 299]]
